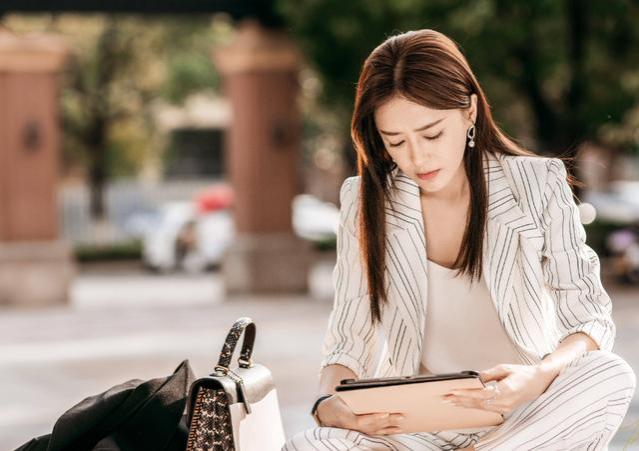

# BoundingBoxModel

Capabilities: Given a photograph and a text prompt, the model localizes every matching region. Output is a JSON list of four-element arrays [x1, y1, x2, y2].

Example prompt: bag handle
[[215, 316, 256, 371]]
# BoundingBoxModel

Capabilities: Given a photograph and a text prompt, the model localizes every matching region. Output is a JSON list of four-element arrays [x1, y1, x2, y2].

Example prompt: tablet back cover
[[335, 377, 504, 433]]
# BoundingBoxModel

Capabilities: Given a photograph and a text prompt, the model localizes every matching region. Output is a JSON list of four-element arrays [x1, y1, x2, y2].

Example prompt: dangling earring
[[466, 124, 476, 148]]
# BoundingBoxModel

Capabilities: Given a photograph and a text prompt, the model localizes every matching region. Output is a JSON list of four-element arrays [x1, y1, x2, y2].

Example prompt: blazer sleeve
[[318, 176, 378, 379], [541, 158, 615, 352]]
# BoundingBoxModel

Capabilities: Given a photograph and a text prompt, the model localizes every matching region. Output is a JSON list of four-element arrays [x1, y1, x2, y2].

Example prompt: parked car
[[141, 201, 234, 273], [141, 186, 339, 273], [584, 181, 639, 284], [583, 181, 639, 224]]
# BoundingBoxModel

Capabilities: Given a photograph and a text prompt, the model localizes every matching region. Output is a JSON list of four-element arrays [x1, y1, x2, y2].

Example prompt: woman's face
[[373, 94, 477, 197]]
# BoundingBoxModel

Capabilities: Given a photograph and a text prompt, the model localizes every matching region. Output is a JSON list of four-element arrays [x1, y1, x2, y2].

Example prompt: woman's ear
[[468, 93, 478, 124]]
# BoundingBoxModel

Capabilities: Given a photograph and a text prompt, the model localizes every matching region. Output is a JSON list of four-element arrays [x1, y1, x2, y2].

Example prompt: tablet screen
[[336, 370, 480, 391]]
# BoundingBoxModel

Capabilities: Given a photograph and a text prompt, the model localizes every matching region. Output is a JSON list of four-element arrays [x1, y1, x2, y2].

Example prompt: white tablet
[[334, 370, 504, 433]]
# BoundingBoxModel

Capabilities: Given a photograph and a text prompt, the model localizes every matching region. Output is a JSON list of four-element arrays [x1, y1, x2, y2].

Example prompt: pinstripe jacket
[[320, 150, 615, 379]]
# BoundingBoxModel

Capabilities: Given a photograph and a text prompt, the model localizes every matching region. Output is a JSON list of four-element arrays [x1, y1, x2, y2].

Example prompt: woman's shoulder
[[337, 176, 361, 237], [337, 153, 569, 209], [500, 152, 567, 174], [499, 152, 568, 195], [339, 175, 361, 206]]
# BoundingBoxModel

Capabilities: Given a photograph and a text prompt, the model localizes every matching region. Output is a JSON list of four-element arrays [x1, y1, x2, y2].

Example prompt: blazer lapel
[[380, 152, 541, 376]]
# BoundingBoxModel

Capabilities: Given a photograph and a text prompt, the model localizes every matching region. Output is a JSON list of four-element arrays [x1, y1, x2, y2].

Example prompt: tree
[[59, 14, 224, 219], [277, 0, 639, 187], [5, 13, 227, 219]]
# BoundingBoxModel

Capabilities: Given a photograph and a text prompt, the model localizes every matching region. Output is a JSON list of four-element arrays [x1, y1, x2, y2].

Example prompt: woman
[[283, 29, 636, 450]]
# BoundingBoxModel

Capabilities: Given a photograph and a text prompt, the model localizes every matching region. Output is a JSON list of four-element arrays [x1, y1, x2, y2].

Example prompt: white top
[[420, 258, 524, 375]]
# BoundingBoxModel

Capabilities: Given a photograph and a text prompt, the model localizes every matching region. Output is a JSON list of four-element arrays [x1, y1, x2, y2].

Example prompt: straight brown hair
[[350, 29, 577, 325]]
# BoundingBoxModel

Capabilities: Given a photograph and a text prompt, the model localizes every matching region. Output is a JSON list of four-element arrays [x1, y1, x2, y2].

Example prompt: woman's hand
[[316, 395, 406, 435], [442, 363, 558, 417]]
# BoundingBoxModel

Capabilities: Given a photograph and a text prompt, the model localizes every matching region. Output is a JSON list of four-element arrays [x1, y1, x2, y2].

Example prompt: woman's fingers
[[356, 412, 392, 431], [375, 425, 404, 435], [320, 396, 406, 432], [479, 364, 512, 382], [352, 412, 405, 434], [447, 394, 506, 416], [331, 397, 407, 434]]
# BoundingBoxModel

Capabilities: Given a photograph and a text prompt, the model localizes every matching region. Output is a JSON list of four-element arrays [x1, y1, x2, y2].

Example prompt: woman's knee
[[606, 351, 636, 389], [584, 350, 635, 383], [565, 349, 636, 398]]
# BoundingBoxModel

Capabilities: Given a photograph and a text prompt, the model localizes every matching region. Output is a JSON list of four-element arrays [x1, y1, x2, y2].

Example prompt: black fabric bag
[[15, 360, 194, 451]]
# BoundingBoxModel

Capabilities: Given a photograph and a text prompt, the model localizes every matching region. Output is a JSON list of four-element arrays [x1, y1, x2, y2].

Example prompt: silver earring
[[466, 124, 476, 148]]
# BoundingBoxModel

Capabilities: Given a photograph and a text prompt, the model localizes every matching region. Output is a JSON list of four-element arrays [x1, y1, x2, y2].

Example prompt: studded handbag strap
[[216, 316, 256, 370]]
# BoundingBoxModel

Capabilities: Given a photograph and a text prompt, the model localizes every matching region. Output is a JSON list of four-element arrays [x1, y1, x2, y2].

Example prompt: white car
[[142, 194, 339, 272], [292, 194, 340, 241], [141, 202, 234, 273], [583, 181, 639, 224]]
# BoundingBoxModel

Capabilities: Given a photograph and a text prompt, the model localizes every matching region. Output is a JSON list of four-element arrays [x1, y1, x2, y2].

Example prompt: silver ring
[[490, 385, 500, 399], [484, 386, 499, 406]]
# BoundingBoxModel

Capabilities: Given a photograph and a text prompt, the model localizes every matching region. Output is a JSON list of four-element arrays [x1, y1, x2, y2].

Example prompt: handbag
[[185, 317, 286, 451]]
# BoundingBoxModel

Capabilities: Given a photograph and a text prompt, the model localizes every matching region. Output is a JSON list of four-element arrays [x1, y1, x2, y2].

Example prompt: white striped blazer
[[320, 150, 616, 379]]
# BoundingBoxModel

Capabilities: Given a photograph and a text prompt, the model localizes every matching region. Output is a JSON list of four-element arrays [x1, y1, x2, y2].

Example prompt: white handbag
[[185, 317, 286, 451]]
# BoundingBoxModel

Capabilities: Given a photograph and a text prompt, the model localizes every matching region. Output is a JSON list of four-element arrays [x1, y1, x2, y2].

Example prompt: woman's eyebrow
[[379, 117, 445, 136]]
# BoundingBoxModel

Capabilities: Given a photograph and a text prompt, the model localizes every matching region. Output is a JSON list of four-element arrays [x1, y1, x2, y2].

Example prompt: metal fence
[[58, 178, 222, 246]]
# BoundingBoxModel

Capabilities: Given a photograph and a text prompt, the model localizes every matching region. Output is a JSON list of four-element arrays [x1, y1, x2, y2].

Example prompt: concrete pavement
[[0, 261, 638, 450]]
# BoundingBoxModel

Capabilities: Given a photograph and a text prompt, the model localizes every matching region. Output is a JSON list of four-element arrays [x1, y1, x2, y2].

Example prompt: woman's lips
[[417, 169, 440, 180]]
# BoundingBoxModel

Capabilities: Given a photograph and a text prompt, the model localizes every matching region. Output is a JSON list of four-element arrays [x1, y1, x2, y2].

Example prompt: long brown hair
[[350, 28, 577, 325]]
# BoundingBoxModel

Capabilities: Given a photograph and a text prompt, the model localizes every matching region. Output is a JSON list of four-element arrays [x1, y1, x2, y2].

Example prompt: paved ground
[[1, 260, 638, 450]]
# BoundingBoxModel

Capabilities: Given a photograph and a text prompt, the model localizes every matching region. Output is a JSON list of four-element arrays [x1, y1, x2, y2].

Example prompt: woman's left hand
[[442, 364, 558, 417]]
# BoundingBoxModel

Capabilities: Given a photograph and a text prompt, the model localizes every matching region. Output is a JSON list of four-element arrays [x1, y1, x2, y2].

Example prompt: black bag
[[185, 317, 285, 451], [15, 360, 194, 451]]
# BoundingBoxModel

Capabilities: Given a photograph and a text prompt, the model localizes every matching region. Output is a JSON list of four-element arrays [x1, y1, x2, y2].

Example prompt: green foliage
[[276, 0, 639, 155], [107, 118, 151, 177], [75, 240, 143, 262], [311, 235, 337, 252], [5, 13, 227, 176], [4, 13, 232, 217], [162, 52, 219, 104]]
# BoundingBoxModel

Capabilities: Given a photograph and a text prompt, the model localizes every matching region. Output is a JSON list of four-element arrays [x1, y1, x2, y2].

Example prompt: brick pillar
[[0, 29, 75, 307], [212, 19, 311, 294]]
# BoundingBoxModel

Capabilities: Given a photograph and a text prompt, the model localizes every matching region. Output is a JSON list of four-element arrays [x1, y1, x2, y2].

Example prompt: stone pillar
[[0, 29, 75, 307], [212, 19, 312, 294]]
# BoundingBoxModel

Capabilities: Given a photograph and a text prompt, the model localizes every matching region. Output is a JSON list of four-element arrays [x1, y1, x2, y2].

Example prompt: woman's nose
[[410, 142, 428, 167]]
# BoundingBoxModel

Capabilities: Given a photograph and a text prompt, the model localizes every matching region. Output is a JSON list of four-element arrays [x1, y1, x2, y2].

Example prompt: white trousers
[[282, 350, 636, 450]]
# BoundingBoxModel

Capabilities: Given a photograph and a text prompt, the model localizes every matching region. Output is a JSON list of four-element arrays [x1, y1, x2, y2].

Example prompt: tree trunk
[[88, 117, 107, 220]]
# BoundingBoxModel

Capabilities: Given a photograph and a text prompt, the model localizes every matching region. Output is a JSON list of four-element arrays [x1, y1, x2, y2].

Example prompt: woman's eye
[[389, 131, 443, 147], [424, 131, 443, 140]]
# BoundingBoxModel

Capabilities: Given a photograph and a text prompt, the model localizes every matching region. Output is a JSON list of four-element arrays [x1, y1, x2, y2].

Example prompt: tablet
[[334, 370, 504, 433]]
